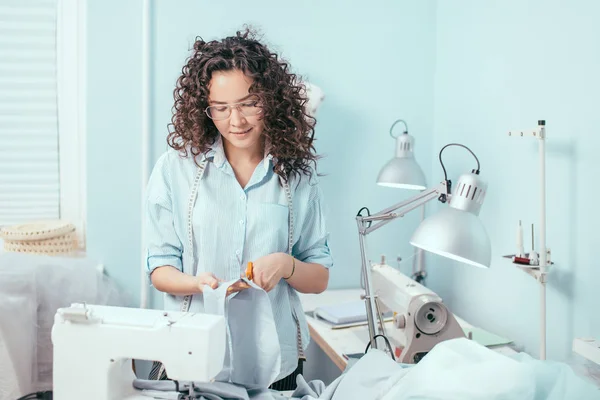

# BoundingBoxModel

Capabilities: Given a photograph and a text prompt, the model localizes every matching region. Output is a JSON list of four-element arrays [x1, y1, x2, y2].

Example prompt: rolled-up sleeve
[[293, 181, 334, 269], [145, 153, 183, 277]]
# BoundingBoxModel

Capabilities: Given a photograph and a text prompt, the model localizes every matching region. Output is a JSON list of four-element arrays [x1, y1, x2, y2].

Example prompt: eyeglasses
[[204, 99, 263, 121]]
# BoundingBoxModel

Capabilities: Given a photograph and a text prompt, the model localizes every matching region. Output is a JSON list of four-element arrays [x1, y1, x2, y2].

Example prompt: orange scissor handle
[[245, 261, 254, 281]]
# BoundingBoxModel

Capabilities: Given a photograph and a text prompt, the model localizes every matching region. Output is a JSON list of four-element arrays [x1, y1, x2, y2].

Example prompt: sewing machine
[[51, 303, 226, 400], [370, 262, 465, 363]]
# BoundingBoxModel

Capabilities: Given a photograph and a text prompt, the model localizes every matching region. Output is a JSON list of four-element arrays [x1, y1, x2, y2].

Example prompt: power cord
[[364, 334, 396, 361], [356, 207, 372, 228], [16, 391, 52, 400], [437, 143, 481, 203]]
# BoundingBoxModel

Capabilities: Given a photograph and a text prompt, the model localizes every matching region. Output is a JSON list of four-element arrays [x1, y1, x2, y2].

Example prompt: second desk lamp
[[376, 120, 428, 284]]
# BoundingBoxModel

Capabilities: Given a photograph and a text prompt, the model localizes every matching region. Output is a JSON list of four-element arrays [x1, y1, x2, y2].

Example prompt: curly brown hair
[[166, 27, 319, 183]]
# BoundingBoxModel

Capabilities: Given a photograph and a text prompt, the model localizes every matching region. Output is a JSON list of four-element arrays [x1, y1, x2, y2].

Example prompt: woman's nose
[[229, 107, 247, 127]]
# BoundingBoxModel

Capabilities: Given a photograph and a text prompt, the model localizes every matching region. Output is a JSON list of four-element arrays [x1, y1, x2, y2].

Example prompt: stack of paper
[[313, 300, 368, 326]]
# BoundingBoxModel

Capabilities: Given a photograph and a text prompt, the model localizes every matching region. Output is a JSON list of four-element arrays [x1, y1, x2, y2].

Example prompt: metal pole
[[538, 121, 547, 360], [357, 218, 380, 350], [412, 204, 426, 283]]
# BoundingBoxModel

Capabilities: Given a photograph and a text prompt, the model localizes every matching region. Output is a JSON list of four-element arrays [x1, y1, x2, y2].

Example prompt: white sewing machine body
[[51, 303, 226, 400], [371, 263, 465, 363]]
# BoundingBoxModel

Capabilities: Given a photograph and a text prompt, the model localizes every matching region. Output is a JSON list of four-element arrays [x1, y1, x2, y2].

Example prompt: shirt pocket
[[246, 202, 290, 256]]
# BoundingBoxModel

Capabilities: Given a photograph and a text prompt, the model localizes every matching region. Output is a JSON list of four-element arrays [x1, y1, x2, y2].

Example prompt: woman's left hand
[[250, 252, 292, 292]]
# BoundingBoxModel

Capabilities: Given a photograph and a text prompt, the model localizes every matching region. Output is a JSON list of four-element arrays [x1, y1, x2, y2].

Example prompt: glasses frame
[[204, 99, 263, 121]]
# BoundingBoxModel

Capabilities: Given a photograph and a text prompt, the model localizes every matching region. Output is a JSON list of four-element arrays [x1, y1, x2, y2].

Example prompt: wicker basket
[[0, 220, 78, 256]]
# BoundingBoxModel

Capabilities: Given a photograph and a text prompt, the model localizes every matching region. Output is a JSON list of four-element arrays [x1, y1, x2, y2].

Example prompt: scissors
[[245, 261, 254, 281], [225, 262, 254, 296]]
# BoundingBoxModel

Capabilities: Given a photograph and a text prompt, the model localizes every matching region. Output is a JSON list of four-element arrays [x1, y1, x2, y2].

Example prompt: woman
[[145, 28, 334, 390]]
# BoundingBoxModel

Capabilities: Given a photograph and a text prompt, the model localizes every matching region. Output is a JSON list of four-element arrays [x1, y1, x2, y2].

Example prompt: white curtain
[[0, 0, 60, 227]]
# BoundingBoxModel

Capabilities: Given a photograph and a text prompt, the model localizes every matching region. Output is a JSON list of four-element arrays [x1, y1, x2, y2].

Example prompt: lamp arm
[[355, 182, 446, 353], [358, 183, 446, 236]]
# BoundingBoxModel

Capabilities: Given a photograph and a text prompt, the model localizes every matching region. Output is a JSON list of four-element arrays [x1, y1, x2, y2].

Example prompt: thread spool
[[512, 256, 531, 265]]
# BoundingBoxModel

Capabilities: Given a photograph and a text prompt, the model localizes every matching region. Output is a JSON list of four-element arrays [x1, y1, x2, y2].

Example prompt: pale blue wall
[[428, 0, 600, 361], [149, 0, 438, 305], [86, 0, 144, 306]]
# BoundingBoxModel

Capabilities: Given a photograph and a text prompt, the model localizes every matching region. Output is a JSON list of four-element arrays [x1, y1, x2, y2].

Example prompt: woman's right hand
[[151, 266, 221, 296], [196, 272, 221, 292]]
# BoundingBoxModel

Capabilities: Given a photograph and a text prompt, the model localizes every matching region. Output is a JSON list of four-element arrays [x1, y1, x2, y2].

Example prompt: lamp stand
[[411, 205, 427, 285], [356, 228, 378, 350]]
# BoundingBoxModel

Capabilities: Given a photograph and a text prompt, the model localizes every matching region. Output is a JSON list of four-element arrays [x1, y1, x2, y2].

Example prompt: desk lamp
[[376, 119, 428, 283], [376, 119, 427, 190], [356, 143, 491, 353]]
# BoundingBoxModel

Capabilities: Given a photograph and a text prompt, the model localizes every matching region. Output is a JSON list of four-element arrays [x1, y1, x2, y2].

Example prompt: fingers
[[200, 273, 219, 289], [253, 274, 266, 290], [256, 276, 269, 291], [208, 273, 220, 288], [253, 273, 275, 292], [207, 277, 218, 289], [226, 280, 250, 296]]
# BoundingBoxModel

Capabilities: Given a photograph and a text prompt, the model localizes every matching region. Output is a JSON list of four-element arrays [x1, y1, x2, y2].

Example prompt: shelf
[[502, 254, 552, 283]]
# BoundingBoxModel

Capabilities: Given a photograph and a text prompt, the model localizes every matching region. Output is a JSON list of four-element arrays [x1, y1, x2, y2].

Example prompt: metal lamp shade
[[377, 133, 426, 191], [409, 172, 491, 268], [377, 157, 426, 190]]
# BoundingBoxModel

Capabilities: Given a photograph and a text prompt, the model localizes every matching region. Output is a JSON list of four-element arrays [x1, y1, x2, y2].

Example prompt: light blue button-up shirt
[[145, 136, 334, 379]]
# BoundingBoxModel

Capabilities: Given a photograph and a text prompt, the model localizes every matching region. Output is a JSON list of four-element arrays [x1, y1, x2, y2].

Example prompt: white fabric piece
[[139, 389, 183, 399], [203, 278, 282, 388], [0, 258, 38, 398], [384, 338, 600, 400], [0, 332, 22, 400], [507, 352, 600, 400], [289, 349, 408, 400], [386, 338, 535, 399], [290, 338, 600, 400], [330, 350, 408, 400], [0, 252, 128, 393], [133, 378, 285, 399]]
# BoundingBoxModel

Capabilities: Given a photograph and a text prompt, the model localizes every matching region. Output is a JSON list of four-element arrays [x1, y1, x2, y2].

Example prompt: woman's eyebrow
[[208, 94, 252, 105]]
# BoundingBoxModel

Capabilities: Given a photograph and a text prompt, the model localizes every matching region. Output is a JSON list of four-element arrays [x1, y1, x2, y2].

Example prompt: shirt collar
[[203, 135, 226, 168], [204, 135, 274, 172]]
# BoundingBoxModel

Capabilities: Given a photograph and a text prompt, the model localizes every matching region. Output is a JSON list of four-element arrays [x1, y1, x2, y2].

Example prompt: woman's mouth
[[231, 127, 252, 136]]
